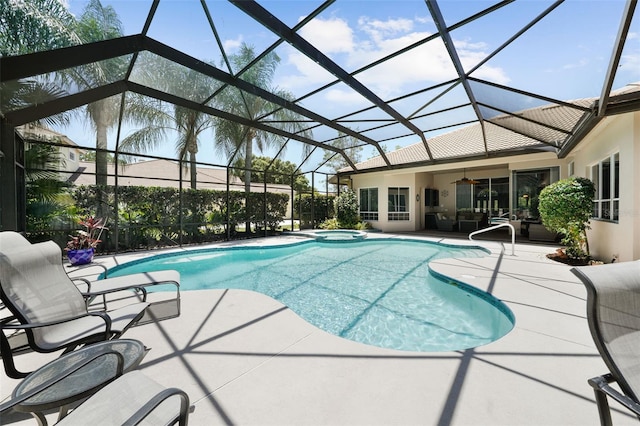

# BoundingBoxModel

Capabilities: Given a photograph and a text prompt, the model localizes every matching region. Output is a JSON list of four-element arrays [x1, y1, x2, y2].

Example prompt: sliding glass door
[[455, 177, 509, 219], [512, 168, 559, 220]]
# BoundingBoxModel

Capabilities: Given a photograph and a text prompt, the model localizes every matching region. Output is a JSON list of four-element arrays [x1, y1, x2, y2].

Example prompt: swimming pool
[[107, 238, 514, 352]]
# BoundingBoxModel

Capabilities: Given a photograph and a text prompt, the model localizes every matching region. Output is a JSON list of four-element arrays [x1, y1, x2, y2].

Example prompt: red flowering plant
[[66, 217, 108, 251]]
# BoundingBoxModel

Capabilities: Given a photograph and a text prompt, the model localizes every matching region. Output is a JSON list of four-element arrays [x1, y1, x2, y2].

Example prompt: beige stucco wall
[[569, 111, 640, 262], [350, 111, 639, 262], [351, 152, 562, 232]]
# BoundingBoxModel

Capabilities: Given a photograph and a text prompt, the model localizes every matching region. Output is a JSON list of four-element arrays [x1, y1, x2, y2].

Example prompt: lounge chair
[[2, 231, 181, 320], [0, 351, 190, 425], [68, 264, 181, 324], [57, 370, 190, 425], [571, 260, 640, 426], [0, 235, 149, 378]]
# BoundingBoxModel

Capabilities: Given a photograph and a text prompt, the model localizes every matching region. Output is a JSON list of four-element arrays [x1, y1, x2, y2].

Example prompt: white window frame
[[387, 187, 410, 221], [359, 188, 379, 221], [591, 152, 619, 222]]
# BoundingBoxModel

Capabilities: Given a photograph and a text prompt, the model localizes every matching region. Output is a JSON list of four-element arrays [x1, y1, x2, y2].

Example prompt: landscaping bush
[[294, 193, 335, 228], [68, 185, 290, 251], [538, 177, 595, 259], [334, 188, 359, 226]]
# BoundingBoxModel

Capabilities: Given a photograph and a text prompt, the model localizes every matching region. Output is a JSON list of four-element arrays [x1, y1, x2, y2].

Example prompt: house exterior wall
[[59, 144, 81, 174], [351, 152, 562, 232], [568, 111, 640, 262], [350, 111, 639, 262], [354, 172, 421, 232]]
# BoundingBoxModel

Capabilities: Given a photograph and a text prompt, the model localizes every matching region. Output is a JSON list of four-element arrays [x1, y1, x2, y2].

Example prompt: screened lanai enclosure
[[1, 0, 639, 252]]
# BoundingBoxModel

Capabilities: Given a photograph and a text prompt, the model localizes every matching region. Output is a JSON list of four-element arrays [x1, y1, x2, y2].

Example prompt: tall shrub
[[334, 188, 359, 227], [294, 193, 335, 228], [538, 177, 595, 259]]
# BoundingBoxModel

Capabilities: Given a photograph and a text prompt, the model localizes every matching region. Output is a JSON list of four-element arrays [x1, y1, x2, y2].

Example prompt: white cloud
[[325, 88, 368, 105], [299, 17, 354, 54], [223, 36, 243, 52], [358, 16, 414, 43], [562, 58, 589, 70], [278, 50, 336, 90], [282, 14, 509, 104], [620, 52, 640, 75]]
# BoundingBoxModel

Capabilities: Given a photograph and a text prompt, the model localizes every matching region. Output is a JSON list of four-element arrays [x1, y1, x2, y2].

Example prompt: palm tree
[[120, 65, 219, 189], [24, 143, 74, 233], [73, 0, 126, 192], [213, 43, 312, 233], [0, 0, 78, 128], [0, 0, 80, 56]]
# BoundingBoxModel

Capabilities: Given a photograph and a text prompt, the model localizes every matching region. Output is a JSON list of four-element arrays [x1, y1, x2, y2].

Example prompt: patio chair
[[58, 370, 190, 425], [571, 260, 640, 426], [1, 359, 190, 425], [0, 236, 149, 379], [435, 213, 457, 232], [67, 262, 181, 325]]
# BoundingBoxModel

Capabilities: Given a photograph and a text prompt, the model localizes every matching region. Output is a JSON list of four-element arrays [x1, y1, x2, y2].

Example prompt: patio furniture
[[1, 356, 190, 426], [528, 223, 558, 242], [0, 234, 150, 379], [571, 260, 640, 426], [57, 370, 190, 425], [435, 213, 457, 232], [69, 265, 181, 325], [10, 339, 147, 425], [459, 219, 480, 233]]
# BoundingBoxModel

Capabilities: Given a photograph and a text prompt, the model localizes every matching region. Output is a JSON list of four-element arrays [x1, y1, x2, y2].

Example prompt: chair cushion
[[56, 370, 185, 425]]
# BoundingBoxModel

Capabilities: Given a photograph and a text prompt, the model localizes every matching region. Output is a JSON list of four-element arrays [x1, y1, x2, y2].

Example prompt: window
[[359, 188, 378, 221], [388, 187, 409, 221], [592, 153, 619, 221], [456, 177, 509, 218], [69, 151, 75, 161], [512, 168, 559, 220], [568, 161, 575, 177]]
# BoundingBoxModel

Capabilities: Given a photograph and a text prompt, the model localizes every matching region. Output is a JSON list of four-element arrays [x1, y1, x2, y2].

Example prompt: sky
[[50, 0, 640, 181]]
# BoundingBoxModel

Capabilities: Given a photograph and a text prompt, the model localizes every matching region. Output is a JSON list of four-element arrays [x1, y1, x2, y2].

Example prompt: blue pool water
[[107, 238, 514, 352]]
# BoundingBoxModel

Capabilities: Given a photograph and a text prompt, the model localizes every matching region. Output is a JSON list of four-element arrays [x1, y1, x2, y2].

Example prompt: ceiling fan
[[451, 169, 480, 185]]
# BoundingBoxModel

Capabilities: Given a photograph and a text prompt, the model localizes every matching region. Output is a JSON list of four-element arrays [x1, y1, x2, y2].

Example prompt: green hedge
[[61, 185, 290, 252], [293, 193, 335, 228]]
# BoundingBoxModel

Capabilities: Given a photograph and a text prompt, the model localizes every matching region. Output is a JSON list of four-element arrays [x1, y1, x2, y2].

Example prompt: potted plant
[[66, 217, 107, 265]]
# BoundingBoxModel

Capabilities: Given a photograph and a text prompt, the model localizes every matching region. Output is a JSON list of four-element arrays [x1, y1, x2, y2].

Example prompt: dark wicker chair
[[572, 260, 640, 426]]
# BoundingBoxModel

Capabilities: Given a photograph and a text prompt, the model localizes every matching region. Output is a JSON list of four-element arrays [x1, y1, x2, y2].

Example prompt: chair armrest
[[125, 388, 191, 426], [82, 270, 181, 302], [1, 311, 112, 338], [67, 262, 109, 277], [82, 285, 148, 302], [0, 350, 125, 413], [68, 263, 109, 293], [589, 373, 640, 416], [71, 276, 93, 293]]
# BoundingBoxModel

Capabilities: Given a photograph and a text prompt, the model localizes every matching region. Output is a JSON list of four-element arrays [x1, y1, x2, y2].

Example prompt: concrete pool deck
[[1, 233, 634, 425]]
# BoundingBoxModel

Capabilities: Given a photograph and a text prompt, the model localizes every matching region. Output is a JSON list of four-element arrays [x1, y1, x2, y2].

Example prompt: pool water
[[107, 239, 514, 352]]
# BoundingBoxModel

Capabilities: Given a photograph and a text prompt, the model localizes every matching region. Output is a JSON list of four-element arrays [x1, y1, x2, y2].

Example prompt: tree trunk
[[94, 101, 109, 219], [189, 151, 197, 190], [244, 138, 253, 234]]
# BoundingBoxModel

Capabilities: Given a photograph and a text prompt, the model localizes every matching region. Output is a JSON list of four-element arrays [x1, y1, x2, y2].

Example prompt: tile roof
[[340, 83, 639, 173], [71, 159, 291, 193]]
